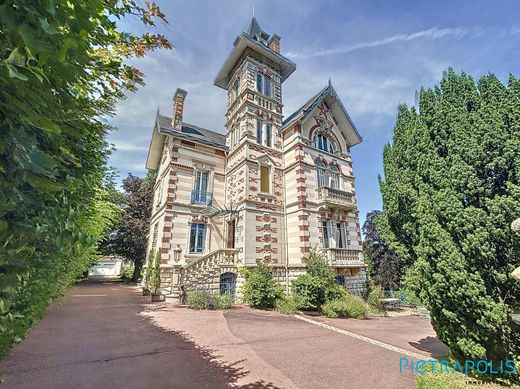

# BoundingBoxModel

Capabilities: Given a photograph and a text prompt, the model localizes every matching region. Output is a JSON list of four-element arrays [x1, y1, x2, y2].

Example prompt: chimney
[[268, 34, 280, 53], [172, 88, 188, 131]]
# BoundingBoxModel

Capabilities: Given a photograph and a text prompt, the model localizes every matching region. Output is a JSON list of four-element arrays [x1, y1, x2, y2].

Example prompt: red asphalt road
[[0, 279, 436, 388], [0, 279, 232, 389]]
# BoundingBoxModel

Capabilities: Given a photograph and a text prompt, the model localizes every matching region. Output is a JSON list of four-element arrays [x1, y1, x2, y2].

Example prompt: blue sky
[[107, 0, 520, 226]]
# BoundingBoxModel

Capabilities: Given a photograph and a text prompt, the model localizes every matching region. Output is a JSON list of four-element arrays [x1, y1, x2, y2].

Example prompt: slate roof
[[157, 114, 227, 150]]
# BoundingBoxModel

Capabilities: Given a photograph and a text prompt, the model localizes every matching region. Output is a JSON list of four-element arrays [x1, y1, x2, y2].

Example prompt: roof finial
[[252, 5, 255, 17], [328, 77, 332, 87]]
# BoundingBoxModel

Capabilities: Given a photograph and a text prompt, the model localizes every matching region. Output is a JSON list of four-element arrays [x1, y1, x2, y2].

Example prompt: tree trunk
[[132, 259, 143, 283]]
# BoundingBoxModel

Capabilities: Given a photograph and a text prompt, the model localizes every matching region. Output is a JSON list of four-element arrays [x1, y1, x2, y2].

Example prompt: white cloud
[[286, 27, 468, 59]]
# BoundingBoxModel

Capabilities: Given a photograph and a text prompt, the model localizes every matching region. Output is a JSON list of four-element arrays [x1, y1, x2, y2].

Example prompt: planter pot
[[142, 287, 150, 296], [151, 293, 162, 302]]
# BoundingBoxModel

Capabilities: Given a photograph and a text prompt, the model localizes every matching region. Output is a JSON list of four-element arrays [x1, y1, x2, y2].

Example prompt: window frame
[[322, 220, 330, 249], [260, 165, 271, 193], [336, 222, 347, 249], [314, 133, 336, 154], [316, 161, 326, 188], [189, 223, 206, 253], [256, 72, 272, 98]]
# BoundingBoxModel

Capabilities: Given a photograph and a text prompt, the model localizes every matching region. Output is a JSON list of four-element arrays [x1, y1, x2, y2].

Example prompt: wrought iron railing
[[190, 190, 213, 206]]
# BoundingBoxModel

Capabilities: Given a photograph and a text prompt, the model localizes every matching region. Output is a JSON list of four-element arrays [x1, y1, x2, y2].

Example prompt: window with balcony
[[256, 72, 272, 97], [329, 165, 340, 189], [260, 165, 270, 193], [189, 223, 206, 253], [336, 222, 347, 249], [256, 119, 273, 147], [322, 221, 330, 248], [314, 133, 336, 154], [316, 161, 326, 188], [191, 171, 211, 205]]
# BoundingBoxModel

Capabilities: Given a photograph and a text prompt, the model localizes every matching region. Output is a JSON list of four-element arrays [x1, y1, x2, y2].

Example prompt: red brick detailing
[[164, 216, 173, 222], [168, 179, 177, 185], [298, 215, 309, 221], [171, 146, 178, 152], [170, 171, 177, 176], [298, 202, 307, 209], [295, 155, 304, 161], [296, 177, 305, 183], [294, 124, 302, 134], [171, 157, 178, 162], [301, 247, 310, 253], [297, 195, 306, 201], [215, 149, 226, 157], [295, 145, 303, 151], [300, 236, 309, 242], [163, 227, 171, 232], [167, 188, 175, 193], [181, 140, 196, 148], [256, 236, 263, 242], [161, 237, 169, 243], [296, 186, 306, 192], [160, 259, 167, 264], [296, 168, 305, 174], [161, 248, 168, 254], [299, 225, 309, 231], [166, 204, 173, 210]]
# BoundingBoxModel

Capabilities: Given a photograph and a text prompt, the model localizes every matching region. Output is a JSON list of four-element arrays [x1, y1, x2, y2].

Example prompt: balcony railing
[[316, 187, 356, 210], [190, 190, 213, 206], [325, 248, 364, 267]]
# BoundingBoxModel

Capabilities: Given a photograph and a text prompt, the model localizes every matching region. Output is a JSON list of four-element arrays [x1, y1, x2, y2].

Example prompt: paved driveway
[[0, 280, 446, 388]]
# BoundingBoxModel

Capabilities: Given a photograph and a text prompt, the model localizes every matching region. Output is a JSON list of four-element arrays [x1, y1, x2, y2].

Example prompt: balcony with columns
[[324, 248, 364, 267], [316, 187, 356, 210]]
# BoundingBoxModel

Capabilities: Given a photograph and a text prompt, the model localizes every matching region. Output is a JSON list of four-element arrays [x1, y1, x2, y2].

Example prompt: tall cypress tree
[[379, 69, 520, 364]]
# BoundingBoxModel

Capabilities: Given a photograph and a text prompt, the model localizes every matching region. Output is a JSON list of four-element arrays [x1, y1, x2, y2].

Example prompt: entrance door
[[227, 219, 235, 249]]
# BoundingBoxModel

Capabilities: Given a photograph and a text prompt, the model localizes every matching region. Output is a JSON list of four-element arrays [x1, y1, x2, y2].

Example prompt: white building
[[145, 17, 366, 302]]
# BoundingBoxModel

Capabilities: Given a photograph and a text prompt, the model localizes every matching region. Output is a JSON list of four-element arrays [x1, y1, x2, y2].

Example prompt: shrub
[[186, 291, 212, 310], [241, 263, 283, 308], [366, 281, 384, 313], [186, 291, 234, 310], [291, 248, 341, 310], [321, 295, 368, 319], [120, 265, 135, 280], [215, 294, 234, 310], [275, 296, 298, 315], [148, 251, 162, 294]]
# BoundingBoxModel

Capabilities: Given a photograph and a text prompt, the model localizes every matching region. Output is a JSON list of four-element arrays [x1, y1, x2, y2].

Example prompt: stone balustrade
[[316, 187, 356, 210], [325, 248, 364, 267]]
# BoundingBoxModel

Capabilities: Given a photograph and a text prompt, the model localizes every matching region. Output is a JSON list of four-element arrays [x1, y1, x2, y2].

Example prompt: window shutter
[[256, 119, 263, 144], [256, 73, 263, 93], [265, 124, 272, 147]]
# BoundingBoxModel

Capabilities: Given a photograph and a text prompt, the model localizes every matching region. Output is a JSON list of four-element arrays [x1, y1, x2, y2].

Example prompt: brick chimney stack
[[172, 88, 188, 131], [268, 34, 280, 53]]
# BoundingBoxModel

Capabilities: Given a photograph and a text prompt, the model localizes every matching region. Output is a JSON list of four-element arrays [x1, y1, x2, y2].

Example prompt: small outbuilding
[[89, 256, 124, 277]]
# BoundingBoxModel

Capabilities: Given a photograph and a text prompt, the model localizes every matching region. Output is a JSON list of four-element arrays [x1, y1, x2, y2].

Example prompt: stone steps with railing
[[181, 248, 239, 292]]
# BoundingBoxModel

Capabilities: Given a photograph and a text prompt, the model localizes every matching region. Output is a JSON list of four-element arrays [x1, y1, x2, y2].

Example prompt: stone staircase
[[181, 249, 239, 293]]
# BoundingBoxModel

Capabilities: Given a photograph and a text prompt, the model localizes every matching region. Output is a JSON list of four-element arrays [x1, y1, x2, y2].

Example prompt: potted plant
[[149, 251, 162, 302]]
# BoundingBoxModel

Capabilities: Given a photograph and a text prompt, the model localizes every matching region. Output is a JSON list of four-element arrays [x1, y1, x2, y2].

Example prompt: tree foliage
[[102, 172, 155, 281], [241, 263, 283, 308], [362, 210, 403, 290], [0, 0, 169, 355], [378, 69, 520, 365], [291, 248, 346, 310]]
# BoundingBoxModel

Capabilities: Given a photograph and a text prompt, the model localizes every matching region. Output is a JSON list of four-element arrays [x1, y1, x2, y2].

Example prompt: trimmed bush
[[148, 251, 161, 294], [321, 295, 368, 319], [242, 263, 283, 308], [186, 291, 234, 310], [275, 296, 298, 315]]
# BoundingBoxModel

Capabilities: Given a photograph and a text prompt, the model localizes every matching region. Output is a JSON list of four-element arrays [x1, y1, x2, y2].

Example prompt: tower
[[214, 18, 296, 266]]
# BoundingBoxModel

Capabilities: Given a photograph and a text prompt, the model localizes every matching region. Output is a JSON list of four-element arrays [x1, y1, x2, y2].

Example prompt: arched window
[[316, 161, 326, 188], [314, 133, 336, 153], [328, 165, 340, 189], [220, 272, 237, 296]]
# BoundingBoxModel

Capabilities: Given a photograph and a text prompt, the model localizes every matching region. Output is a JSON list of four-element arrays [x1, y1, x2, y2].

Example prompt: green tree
[[103, 172, 155, 281], [378, 69, 520, 365], [242, 263, 283, 308], [0, 1, 169, 355], [362, 210, 403, 290]]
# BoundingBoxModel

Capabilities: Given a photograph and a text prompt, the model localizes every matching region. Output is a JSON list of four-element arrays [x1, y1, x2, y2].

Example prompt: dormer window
[[256, 73, 272, 97], [314, 133, 336, 154]]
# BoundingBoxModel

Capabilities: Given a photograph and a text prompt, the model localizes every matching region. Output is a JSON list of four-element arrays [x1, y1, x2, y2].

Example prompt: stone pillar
[[164, 264, 183, 304]]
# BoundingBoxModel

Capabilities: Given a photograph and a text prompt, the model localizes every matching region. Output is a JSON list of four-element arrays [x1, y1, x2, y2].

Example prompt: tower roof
[[246, 17, 269, 42], [214, 17, 296, 89]]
